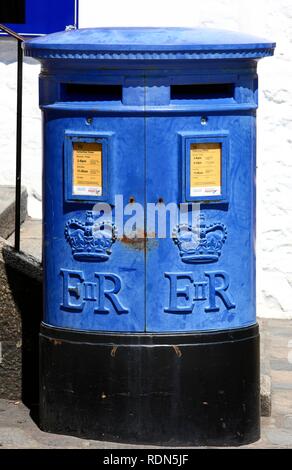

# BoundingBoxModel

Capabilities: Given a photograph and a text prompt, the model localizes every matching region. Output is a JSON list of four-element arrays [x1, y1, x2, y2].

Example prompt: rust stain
[[111, 346, 118, 357], [120, 236, 144, 251], [173, 345, 182, 358], [120, 231, 158, 251]]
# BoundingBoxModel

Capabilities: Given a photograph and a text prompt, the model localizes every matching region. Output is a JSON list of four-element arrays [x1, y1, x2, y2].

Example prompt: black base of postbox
[[39, 323, 260, 447]]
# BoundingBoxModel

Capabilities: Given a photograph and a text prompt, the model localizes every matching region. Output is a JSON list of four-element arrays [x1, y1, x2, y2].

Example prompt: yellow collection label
[[73, 142, 102, 196], [190, 143, 221, 197]]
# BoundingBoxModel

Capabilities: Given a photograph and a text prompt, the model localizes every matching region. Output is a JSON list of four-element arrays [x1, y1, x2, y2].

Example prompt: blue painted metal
[[24, 27, 275, 333], [1, 0, 78, 37], [24, 27, 275, 57]]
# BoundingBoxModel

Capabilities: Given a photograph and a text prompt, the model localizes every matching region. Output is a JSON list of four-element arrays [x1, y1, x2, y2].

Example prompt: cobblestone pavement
[[0, 318, 291, 449]]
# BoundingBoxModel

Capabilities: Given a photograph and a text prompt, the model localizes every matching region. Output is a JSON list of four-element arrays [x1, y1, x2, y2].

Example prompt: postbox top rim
[[23, 27, 275, 61]]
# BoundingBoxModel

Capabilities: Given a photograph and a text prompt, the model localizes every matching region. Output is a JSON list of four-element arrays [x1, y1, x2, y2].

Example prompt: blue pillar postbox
[[24, 28, 275, 446]]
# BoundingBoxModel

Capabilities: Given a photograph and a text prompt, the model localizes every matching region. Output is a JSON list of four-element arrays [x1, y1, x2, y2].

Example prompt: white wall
[[0, 39, 42, 216], [0, 0, 291, 318]]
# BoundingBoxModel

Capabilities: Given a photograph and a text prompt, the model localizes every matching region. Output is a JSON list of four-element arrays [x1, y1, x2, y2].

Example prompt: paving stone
[[0, 427, 39, 448], [271, 390, 292, 415], [265, 429, 292, 447], [0, 400, 149, 449], [270, 359, 292, 372], [7, 218, 42, 261], [268, 325, 292, 337], [272, 383, 292, 390], [267, 319, 292, 329], [283, 415, 292, 430], [271, 370, 292, 391], [270, 336, 292, 349], [269, 347, 289, 360]]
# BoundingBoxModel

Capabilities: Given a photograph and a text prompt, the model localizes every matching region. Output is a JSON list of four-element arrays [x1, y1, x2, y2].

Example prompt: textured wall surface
[[0, 237, 42, 401], [0, 39, 42, 217], [0, 0, 291, 318]]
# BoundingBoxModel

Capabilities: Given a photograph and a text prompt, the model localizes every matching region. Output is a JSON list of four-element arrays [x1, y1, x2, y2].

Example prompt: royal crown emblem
[[172, 214, 227, 264], [65, 211, 117, 261]]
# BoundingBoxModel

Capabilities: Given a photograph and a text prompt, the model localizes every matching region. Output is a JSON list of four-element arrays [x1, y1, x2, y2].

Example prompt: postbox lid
[[24, 27, 275, 61]]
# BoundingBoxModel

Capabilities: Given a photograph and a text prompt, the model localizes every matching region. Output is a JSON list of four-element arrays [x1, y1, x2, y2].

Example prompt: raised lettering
[[204, 270, 236, 312], [94, 273, 129, 314], [164, 272, 194, 314], [60, 269, 85, 311], [83, 281, 97, 301], [193, 281, 208, 301]]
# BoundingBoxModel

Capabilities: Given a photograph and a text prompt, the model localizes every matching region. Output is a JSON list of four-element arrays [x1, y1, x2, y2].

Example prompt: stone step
[[7, 217, 42, 261], [0, 185, 27, 240]]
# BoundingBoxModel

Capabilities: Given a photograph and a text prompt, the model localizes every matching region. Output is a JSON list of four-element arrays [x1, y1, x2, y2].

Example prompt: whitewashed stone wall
[[0, 0, 291, 318], [0, 39, 42, 216]]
